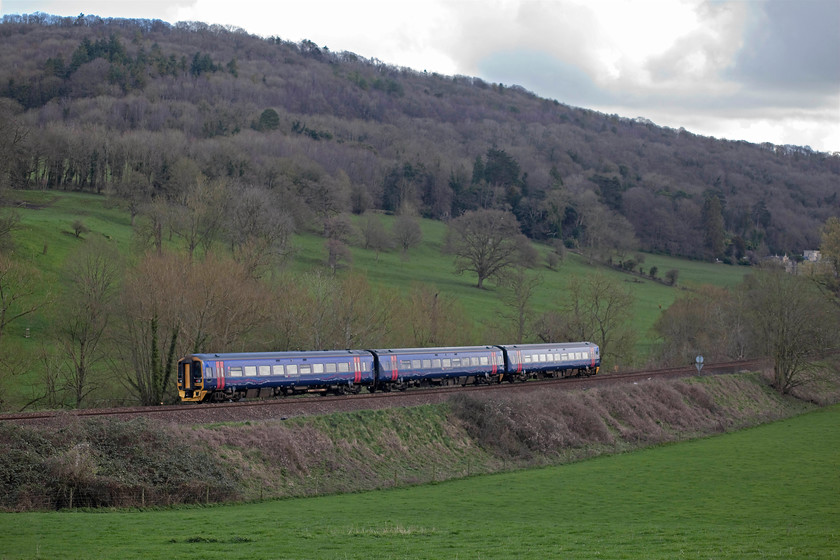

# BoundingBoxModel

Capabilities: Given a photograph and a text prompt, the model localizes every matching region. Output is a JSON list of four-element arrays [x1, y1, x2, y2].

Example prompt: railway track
[[0, 357, 767, 426]]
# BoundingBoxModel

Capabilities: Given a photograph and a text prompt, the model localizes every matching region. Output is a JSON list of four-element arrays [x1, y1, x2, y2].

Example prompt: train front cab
[[177, 356, 209, 402]]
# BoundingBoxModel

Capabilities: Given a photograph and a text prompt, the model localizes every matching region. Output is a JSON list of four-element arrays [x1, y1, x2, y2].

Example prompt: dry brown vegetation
[[3, 368, 838, 511]]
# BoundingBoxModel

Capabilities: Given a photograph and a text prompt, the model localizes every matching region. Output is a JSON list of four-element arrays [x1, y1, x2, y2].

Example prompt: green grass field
[[1, 405, 836, 559]]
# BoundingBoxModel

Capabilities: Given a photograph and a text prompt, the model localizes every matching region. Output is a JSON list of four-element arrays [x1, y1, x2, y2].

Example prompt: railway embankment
[[2, 367, 839, 511]]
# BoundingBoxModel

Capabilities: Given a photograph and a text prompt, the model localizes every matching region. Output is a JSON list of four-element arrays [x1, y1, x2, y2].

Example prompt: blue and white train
[[177, 342, 600, 402]]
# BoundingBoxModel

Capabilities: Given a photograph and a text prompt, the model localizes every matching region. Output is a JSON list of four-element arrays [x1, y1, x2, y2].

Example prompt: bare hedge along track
[[0, 358, 766, 426]]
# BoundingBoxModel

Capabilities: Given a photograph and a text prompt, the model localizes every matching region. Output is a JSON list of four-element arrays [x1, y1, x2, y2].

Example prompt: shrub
[[71, 219, 90, 238]]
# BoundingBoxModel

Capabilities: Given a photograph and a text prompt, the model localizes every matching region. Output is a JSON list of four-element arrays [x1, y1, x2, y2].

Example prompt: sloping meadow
[[2, 370, 838, 511]]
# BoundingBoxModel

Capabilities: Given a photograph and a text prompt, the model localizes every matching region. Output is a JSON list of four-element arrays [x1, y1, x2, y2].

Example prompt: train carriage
[[498, 342, 599, 379], [178, 350, 375, 402], [369, 345, 504, 390]]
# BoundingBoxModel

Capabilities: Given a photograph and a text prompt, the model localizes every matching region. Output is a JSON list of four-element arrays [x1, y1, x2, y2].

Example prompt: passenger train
[[177, 342, 600, 402]]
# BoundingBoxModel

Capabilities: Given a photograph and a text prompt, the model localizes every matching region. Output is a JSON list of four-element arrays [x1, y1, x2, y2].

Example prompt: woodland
[[0, 12, 838, 263]]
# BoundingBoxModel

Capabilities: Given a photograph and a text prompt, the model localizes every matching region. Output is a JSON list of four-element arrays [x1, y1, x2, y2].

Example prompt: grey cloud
[[475, 49, 617, 107], [727, 0, 840, 91]]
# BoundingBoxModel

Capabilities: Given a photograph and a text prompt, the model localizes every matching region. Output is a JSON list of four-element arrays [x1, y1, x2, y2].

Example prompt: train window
[[554, 353, 561, 361], [422, 359, 431, 368], [480, 356, 489, 366], [561, 354, 568, 361], [452, 358, 460, 367], [273, 365, 285, 376], [259, 365, 271, 376], [412, 359, 421, 369], [401, 360, 411, 370], [326, 363, 337, 373], [313, 363, 324, 374], [229, 367, 243, 377], [432, 359, 441, 368], [205, 367, 214, 379], [245, 366, 257, 377], [442, 358, 451, 368], [300, 365, 311, 375], [339, 362, 349, 373], [524, 355, 532, 363], [287, 364, 298, 377]]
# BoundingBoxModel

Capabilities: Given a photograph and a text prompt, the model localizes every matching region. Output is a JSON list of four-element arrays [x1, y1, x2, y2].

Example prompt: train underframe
[[376, 365, 597, 391], [199, 365, 597, 402], [207, 381, 364, 402]]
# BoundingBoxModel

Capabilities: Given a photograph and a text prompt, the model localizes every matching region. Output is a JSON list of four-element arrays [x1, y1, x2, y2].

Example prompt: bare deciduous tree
[[0, 210, 20, 253], [117, 251, 270, 404], [392, 213, 422, 255], [0, 99, 29, 192], [743, 267, 839, 394], [226, 186, 295, 278], [0, 255, 46, 348], [397, 283, 473, 347], [654, 285, 751, 366], [359, 212, 392, 259], [497, 266, 542, 344], [446, 209, 522, 289], [55, 239, 121, 407], [170, 176, 228, 259], [536, 272, 636, 369]]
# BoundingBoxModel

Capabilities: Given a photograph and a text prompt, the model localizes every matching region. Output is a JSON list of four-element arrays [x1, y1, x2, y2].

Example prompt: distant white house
[[765, 251, 827, 275], [803, 250, 821, 262]]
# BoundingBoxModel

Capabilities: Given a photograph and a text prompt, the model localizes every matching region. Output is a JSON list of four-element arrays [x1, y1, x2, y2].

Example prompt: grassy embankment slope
[[1, 403, 837, 559], [6, 190, 750, 405]]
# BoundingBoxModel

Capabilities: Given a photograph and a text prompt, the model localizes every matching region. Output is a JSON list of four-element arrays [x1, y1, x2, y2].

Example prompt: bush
[[0, 417, 239, 511], [71, 219, 90, 238]]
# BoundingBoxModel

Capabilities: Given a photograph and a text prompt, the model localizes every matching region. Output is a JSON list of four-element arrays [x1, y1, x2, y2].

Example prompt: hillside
[[1, 13, 838, 262], [1, 190, 752, 410]]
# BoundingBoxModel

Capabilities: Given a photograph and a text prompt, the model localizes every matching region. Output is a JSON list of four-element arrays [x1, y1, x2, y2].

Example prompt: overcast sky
[[3, 0, 839, 153]]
